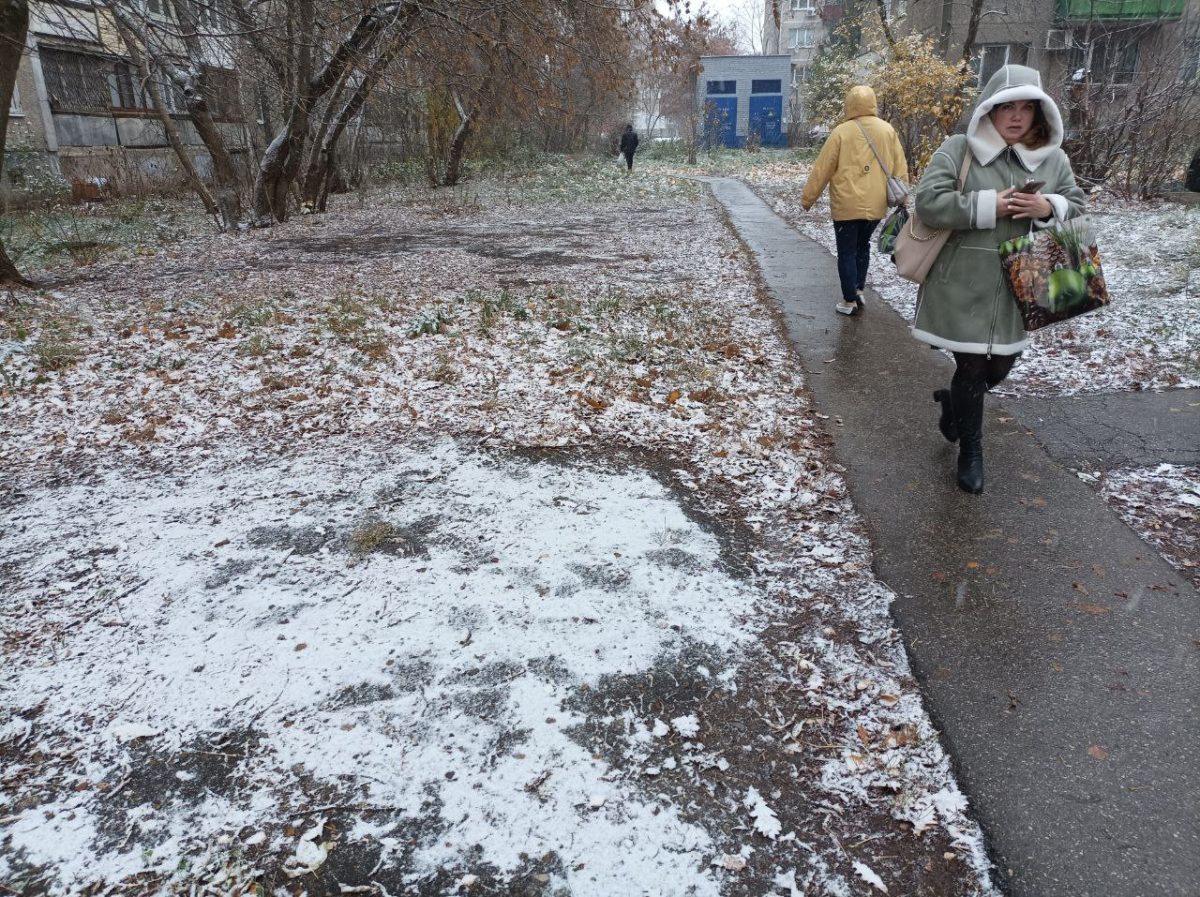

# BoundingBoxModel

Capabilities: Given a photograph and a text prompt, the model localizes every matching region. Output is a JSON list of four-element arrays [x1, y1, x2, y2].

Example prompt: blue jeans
[[833, 219, 880, 303]]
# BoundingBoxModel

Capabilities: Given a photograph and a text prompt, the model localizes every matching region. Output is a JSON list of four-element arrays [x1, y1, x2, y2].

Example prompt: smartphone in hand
[[1016, 180, 1046, 193]]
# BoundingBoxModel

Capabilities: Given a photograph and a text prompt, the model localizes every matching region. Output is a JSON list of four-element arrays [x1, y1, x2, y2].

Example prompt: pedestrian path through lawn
[[701, 175, 1200, 897]]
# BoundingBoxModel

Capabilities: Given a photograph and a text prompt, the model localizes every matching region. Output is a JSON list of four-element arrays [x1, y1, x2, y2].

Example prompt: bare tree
[[109, 13, 221, 221], [243, 0, 421, 225], [728, 0, 768, 54], [0, 0, 30, 286], [102, 0, 245, 230], [1057, 22, 1200, 196]]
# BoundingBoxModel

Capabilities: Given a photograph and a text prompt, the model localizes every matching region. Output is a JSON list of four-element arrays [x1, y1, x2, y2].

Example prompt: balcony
[[1057, 0, 1185, 20]]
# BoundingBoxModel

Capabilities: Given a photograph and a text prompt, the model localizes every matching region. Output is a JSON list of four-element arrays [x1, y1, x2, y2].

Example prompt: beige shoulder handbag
[[894, 148, 973, 284]]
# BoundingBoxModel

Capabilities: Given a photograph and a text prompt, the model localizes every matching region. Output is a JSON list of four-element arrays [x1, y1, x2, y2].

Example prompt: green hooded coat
[[911, 65, 1087, 355]]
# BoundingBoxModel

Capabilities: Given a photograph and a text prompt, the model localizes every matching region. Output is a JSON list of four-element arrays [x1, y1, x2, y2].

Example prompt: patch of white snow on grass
[[2, 440, 759, 895]]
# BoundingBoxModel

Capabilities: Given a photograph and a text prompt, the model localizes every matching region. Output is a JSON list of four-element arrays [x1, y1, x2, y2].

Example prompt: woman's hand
[[996, 187, 1017, 219], [1008, 189, 1053, 220]]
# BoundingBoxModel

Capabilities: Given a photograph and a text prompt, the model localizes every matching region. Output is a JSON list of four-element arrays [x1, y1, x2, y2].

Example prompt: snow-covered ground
[[2, 166, 994, 895]]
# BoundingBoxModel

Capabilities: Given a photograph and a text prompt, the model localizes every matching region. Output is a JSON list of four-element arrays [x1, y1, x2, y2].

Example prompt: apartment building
[[903, 0, 1199, 94], [763, 0, 848, 133], [4, 0, 246, 199]]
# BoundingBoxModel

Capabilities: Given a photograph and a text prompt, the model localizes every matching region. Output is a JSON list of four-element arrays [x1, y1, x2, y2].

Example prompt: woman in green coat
[[913, 65, 1086, 494]]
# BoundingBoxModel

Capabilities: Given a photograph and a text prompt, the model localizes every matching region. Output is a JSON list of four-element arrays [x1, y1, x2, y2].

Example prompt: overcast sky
[[685, 0, 766, 53]]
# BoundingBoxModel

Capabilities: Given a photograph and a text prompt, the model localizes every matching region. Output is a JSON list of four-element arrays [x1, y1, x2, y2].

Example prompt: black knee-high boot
[[952, 377, 987, 494], [933, 389, 957, 442]]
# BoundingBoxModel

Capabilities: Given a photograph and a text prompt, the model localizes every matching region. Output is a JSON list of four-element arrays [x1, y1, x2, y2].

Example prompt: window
[[143, 0, 177, 18], [975, 44, 1010, 86], [787, 27, 816, 49], [1071, 36, 1138, 85], [791, 64, 810, 87], [8, 83, 21, 116], [790, 0, 818, 14], [40, 48, 118, 111], [202, 66, 242, 120], [1179, 39, 1199, 82], [194, 0, 230, 33], [706, 80, 736, 95], [751, 79, 782, 94], [114, 61, 153, 111]]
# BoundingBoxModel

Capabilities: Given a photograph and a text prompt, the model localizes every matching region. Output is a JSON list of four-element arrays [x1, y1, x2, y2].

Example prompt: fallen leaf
[[216, 321, 236, 339], [1072, 603, 1110, 616], [294, 642, 308, 651], [719, 854, 747, 871], [666, 388, 681, 404], [965, 561, 980, 569], [579, 394, 609, 411], [1088, 744, 1108, 761], [1073, 581, 1090, 595]]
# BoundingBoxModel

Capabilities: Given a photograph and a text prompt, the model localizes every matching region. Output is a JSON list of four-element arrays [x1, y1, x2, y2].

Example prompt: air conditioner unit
[[1045, 29, 1073, 51]]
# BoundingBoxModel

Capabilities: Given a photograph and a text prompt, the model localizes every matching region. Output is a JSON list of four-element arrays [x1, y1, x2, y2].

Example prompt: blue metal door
[[705, 97, 738, 148], [749, 96, 783, 147]]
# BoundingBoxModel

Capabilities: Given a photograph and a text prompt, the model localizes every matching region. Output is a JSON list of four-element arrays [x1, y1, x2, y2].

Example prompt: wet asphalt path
[[700, 177, 1200, 897]]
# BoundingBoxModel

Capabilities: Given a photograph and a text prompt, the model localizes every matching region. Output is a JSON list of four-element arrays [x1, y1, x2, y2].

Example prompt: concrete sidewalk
[[701, 177, 1200, 897]]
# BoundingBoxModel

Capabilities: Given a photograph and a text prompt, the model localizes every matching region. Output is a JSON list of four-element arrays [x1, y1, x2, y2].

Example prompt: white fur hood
[[966, 64, 1065, 171]]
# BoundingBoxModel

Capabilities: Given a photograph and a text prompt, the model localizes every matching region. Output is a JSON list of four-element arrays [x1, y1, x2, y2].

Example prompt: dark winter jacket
[[620, 129, 640, 155], [912, 65, 1087, 355]]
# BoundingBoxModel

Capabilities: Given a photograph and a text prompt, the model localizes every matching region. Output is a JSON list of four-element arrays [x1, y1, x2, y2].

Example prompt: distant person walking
[[912, 64, 1086, 494], [801, 85, 907, 317], [620, 124, 640, 173]]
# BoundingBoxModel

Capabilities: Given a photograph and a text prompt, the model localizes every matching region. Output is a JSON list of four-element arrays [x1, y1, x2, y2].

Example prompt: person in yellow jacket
[[801, 85, 908, 316]]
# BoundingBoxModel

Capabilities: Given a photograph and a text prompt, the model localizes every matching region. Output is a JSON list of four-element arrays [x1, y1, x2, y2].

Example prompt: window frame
[[787, 26, 816, 50], [40, 47, 121, 113], [975, 44, 1010, 87], [1071, 35, 1139, 86], [1182, 39, 1200, 82]]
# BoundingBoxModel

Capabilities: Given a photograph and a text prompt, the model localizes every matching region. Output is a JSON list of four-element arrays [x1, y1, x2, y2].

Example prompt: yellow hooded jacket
[[801, 86, 908, 221]]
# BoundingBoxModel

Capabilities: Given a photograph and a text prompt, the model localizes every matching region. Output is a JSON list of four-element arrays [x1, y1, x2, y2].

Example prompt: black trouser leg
[[947, 352, 1020, 493], [933, 388, 957, 442], [951, 368, 986, 494], [934, 353, 1016, 445]]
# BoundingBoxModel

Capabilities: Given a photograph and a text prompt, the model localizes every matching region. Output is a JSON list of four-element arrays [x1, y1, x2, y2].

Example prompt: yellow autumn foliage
[[869, 37, 977, 178], [804, 29, 976, 178]]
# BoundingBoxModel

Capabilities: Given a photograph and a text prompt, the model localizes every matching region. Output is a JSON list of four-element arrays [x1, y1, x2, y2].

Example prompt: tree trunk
[[872, 0, 896, 50], [0, 0, 31, 286], [686, 64, 699, 165], [186, 96, 244, 229], [960, 0, 985, 64], [112, 17, 221, 223], [104, 0, 244, 228], [253, 0, 417, 225], [442, 93, 476, 187], [1186, 146, 1200, 192], [300, 70, 351, 212], [301, 36, 404, 209]]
